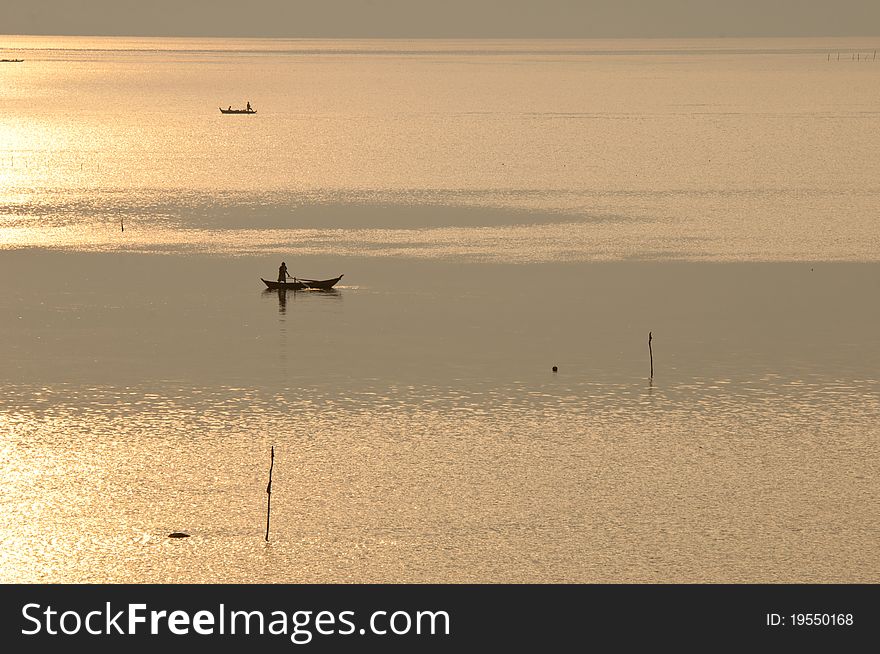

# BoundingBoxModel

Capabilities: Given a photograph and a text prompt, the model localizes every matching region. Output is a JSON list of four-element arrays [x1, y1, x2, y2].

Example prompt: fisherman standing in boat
[[247, 101, 252, 112], [278, 261, 290, 283]]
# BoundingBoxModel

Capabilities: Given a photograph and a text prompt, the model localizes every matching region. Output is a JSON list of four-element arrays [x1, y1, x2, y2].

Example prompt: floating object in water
[[220, 105, 256, 114], [168, 532, 190, 539], [552, 366, 558, 373], [261, 275, 343, 291]]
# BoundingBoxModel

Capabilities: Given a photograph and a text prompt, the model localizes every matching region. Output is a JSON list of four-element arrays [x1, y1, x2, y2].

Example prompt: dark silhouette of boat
[[220, 102, 256, 114], [261, 275, 343, 291], [0, 59, 23, 63]]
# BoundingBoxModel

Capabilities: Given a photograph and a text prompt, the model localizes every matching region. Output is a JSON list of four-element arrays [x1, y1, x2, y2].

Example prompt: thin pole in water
[[265, 446, 275, 541], [648, 332, 654, 379]]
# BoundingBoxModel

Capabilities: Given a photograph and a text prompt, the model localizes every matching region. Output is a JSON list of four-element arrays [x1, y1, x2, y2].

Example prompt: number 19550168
[[767, 613, 854, 627], [792, 613, 853, 626]]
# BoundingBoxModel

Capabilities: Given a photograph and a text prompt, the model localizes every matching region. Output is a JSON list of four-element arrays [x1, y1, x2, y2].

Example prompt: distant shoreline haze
[[2, 0, 880, 38]]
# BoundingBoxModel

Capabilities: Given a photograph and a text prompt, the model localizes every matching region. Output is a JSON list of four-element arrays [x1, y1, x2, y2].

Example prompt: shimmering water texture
[[0, 37, 878, 583], [2, 375, 877, 584], [1, 36, 878, 261]]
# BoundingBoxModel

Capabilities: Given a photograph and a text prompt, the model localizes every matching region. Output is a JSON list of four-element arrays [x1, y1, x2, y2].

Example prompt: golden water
[[0, 37, 877, 582]]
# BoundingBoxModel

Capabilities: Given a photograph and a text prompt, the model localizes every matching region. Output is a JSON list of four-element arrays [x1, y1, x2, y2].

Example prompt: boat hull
[[261, 275, 343, 291], [220, 108, 256, 114]]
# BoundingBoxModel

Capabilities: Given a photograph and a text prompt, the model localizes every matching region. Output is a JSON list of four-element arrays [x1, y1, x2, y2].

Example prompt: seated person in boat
[[278, 261, 289, 283]]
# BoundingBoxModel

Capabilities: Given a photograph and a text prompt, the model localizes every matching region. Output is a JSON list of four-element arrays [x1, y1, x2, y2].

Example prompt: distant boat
[[261, 275, 343, 291], [0, 59, 23, 63], [220, 106, 256, 114]]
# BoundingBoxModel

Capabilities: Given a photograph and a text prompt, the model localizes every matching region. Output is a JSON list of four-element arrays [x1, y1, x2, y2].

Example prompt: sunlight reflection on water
[[1, 187, 877, 262], [1, 377, 877, 583], [2, 37, 879, 583]]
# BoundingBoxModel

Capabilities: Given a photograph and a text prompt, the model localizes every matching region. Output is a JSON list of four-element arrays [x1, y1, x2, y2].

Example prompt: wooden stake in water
[[265, 446, 275, 542], [648, 332, 654, 379]]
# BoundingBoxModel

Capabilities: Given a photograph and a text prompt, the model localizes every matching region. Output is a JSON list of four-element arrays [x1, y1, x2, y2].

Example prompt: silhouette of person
[[278, 261, 289, 283], [247, 101, 252, 112]]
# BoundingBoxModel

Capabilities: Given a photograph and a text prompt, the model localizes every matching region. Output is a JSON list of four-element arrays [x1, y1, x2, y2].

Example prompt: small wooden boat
[[0, 59, 24, 63], [220, 107, 256, 114], [261, 275, 343, 291]]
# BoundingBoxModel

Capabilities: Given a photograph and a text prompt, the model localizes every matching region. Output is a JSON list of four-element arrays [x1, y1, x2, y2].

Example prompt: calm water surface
[[0, 37, 877, 582]]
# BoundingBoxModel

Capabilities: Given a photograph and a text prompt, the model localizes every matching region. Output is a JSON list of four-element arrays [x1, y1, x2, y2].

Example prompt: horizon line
[[4, 32, 880, 40]]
